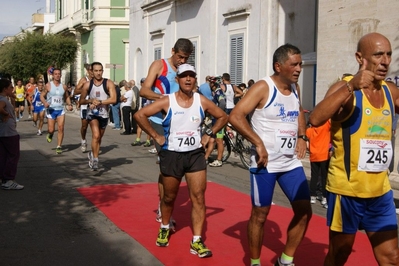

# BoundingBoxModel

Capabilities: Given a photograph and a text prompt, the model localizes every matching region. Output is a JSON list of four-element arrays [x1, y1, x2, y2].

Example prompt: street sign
[[105, 64, 123, 69], [105, 64, 123, 80]]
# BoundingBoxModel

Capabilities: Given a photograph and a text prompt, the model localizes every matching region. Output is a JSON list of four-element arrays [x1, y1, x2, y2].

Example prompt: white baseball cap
[[177, 64, 196, 76]]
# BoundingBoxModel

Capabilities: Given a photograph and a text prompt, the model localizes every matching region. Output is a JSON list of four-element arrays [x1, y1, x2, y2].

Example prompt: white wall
[[128, 0, 317, 85], [316, 0, 399, 104]]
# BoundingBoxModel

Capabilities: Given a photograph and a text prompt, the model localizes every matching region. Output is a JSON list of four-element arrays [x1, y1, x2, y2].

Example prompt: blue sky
[[0, 0, 52, 40]]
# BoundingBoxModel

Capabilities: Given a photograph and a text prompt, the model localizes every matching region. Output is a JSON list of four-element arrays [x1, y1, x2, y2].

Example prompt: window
[[154, 47, 161, 60], [58, 0, 63, 20], [229, 34, 243, 85], [187, 41, 197, 68]]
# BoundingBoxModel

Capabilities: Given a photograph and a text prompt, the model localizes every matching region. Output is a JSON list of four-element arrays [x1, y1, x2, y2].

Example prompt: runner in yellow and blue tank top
[[309, 32, 399, 265], [13, 79, 25, 121]]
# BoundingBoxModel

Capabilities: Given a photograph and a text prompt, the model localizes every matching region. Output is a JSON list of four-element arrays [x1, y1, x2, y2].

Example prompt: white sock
[[160, 223, 170, 229], [192, 235, 201, 242]]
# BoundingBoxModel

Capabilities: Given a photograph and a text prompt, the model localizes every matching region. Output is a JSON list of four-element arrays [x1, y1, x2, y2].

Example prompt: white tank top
[[225, 84, 235, 109], [162, 92, 204, 152], [47, 82, 65, 110], [87, 80, 109, 118], [250, 76, 302, 172]]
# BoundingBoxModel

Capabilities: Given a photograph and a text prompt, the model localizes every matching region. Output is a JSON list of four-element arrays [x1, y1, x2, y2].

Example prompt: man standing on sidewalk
[[79, 62, 116, 171], [40, 68, 73, 154], [0, 79, 24, 190]]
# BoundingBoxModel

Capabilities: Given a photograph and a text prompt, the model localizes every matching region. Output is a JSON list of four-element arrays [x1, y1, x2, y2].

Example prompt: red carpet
[[77, 182, 377, 266]]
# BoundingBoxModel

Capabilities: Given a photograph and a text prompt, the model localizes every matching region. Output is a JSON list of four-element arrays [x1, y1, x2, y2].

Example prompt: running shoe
[[321, 197, 328, 209], [209, 160, 222, 167], [1, 180, 24, 190], [190, 238, 212, 258], [88, 151, 94, 169], [56, 146, 62, 154], [131, 140, 142, 146], [28, 114, 32, 119], [156, 228, 170, 247], [274, 258, 295, 266], [33, 121, 37, 127], [143, 140, 152, 147], [81, 142, 87, 152], [310, 196, 316, 204], [46, 133, 53, 143], [149, 148, 157, 154], [92, 160, 99, 171], [37, 130, 42, 136]]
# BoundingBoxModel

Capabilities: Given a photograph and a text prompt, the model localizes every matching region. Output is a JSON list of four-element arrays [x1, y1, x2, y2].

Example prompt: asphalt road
[[0, 111, 370, 265]]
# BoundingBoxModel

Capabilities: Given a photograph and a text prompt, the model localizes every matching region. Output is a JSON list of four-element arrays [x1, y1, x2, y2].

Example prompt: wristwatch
[[205, 128, 213, 136], [298, 135, 309, 141]]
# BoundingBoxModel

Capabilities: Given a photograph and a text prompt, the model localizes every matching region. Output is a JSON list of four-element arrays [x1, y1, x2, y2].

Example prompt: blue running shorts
[[33, 106, 45, 114], [249, 166, 310, 207], [326, 190, 397, 233], [46, 108, 65, 120]]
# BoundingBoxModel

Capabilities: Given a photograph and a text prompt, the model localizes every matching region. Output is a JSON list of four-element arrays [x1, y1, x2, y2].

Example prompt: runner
[[79, 62, 116, 170], [73, 63, 94, 152], [40, 68, 73, 154], [32, 79, 46, 135]]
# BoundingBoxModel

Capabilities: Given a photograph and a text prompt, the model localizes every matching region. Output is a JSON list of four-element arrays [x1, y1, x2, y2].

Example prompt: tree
[[0, 32, 78, 81]]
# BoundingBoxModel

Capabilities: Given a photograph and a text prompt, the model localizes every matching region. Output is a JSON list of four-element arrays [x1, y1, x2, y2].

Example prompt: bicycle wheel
[[211, 135, 231, 162], [236, 133, 251, 169]]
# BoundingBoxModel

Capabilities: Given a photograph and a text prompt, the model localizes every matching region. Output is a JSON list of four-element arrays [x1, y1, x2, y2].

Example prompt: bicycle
[[203, 122, 251, 169]]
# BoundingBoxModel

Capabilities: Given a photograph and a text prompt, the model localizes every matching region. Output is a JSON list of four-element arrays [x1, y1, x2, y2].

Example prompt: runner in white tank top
[[133, 64, 228, 257], [229, 44, 311, 266]]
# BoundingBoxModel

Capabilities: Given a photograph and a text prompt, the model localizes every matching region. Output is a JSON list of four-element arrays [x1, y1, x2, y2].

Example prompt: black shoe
[[120, 131, 131, 135]]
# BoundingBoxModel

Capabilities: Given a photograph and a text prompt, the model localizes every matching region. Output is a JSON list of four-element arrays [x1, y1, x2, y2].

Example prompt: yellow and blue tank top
[[15, 86, 25, 102], [327, 77, 393, 197]]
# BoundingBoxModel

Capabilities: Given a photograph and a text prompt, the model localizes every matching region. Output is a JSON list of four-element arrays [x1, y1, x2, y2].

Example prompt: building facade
[[50, 0, 130, 84], [129, 0, 317, 110], [316, 0, 399, 103]]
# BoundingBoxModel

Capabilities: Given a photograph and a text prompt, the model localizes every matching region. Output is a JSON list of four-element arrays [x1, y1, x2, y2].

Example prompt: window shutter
[[230, 34, 243, 85], [187, 41, 196, 68], [154, 47, 161, 60]]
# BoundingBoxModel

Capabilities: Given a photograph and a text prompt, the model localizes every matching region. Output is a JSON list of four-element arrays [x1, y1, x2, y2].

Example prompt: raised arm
[[139, 60, 164, 100]]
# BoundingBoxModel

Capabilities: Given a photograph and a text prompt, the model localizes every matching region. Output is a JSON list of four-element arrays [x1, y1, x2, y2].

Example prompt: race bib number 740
[[173, 131, 200, 152], [358, 139, 392, 172]]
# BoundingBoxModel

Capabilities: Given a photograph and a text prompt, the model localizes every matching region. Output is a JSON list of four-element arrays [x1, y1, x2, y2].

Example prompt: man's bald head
[[357, 32, 390, 53]]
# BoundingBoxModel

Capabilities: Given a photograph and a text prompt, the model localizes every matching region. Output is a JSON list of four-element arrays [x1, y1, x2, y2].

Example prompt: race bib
[[274, 129, 297, 155], [51, 96, 63, 107], [35, 101, 43, 107], [17, 93, 23, 99], [173, 131, 200, 152], [358, 139, 392, 172]]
